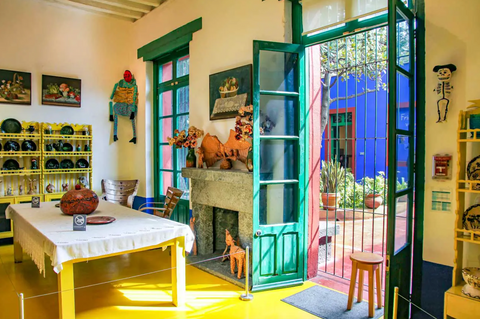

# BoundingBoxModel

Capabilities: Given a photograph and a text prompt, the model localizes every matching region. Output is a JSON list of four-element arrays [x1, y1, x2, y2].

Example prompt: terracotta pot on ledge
[[365, 194, 383, 209], [321, 193, 339, 209]]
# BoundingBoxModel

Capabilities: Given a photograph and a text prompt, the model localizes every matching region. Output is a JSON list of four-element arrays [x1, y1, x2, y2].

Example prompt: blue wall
[[320, 70, 411, 183]]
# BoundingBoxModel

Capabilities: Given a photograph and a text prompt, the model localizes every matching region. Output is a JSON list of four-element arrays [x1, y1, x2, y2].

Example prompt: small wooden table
[[7, 201, 194, 319]]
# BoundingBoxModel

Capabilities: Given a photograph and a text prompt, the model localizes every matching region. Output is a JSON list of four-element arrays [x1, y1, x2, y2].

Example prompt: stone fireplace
[[181, 168, 253, 255]]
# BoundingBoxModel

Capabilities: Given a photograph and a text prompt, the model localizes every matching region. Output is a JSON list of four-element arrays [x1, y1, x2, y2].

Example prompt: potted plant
[[320, 160, 346, 208], [363, 172, 386, 209]]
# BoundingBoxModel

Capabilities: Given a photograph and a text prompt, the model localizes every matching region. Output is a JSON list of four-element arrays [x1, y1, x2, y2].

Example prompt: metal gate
[[312, 25, 410, 284]]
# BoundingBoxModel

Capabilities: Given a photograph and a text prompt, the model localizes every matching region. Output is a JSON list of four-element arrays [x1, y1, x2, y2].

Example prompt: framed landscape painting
[[209, 64, 252, 120], [0, 69, 31, 105], [42, 75, 81, 107]]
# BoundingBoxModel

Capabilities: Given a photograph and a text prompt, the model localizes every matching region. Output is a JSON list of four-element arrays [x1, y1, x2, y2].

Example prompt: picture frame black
[[42, 75, 81, 108], [209, 64, 252, 120], [0, 69, 32, 105]]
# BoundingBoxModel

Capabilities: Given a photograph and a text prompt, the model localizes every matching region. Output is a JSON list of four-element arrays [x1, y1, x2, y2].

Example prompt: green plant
[[362, 171, 386, 196], [320, 159, 346, 193]]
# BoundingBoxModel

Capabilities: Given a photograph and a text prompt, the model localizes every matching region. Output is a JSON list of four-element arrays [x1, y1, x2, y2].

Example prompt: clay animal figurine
[[225, 229, 246, 279], [27, 178, 36, 195], [6, 186, 12, 196], [109, 70, 138, 144], [62, 183, 69, 192], [46, 183, 55, 193], [78, 176, 89, 189], [433, 64, 457, 123], [189, 217, 197, 256]]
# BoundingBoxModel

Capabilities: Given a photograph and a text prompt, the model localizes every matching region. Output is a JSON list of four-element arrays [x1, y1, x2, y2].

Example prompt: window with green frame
[[154, 47, 190, 200]]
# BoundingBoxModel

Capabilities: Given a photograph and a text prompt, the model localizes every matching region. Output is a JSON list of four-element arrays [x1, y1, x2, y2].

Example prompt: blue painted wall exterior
[[320, 70, 411, 183]]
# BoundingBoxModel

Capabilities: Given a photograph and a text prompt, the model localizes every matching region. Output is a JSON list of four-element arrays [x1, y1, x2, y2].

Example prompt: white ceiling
[[43, 0, 168, 22]]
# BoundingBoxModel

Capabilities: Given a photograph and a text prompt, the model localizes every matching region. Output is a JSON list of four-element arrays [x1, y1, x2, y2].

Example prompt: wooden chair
[[347, 252, 384, 318], [101, 179, 139, 208], [138, 187, 183, 219]]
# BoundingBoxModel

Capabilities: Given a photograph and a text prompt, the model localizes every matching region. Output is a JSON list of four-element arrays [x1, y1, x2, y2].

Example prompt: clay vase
[[186, 148, 196, 168], [60, 188, 99, 216], [321, 193, 339, 209], [365, 194, 383, 209], [246, 147, 253, 172]]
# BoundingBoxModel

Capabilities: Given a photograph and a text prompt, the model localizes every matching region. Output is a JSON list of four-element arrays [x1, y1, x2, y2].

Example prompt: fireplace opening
[[213, 208, 239, 251]]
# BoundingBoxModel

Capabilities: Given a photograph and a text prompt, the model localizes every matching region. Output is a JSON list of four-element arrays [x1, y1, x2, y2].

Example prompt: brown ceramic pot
[[321, 193, 339, 208], [60, 188, 99, 216], [365, 194, 383, 209]]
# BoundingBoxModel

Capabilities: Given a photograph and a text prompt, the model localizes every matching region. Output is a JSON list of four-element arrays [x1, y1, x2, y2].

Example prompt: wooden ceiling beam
[[68, 0, 144, 19], [126, 0, 162, 7], [49, 0, 135, 21], [89, 0, 152, 13]]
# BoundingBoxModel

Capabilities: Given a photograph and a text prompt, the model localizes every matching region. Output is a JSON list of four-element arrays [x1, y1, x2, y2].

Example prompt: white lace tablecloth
[[6, 201, 194, 276]]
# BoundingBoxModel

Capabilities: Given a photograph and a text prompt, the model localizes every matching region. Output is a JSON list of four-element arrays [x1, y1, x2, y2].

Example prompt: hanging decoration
[[109, 70, 138, 144], [433, 64, 457, 123]]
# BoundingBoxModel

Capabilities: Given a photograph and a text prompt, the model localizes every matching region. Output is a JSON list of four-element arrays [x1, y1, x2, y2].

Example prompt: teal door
[[385, 1, 415, 318], [252, 41, 307, 291]]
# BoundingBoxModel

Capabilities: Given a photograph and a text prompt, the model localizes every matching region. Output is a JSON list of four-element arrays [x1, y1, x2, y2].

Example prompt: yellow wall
[[130, 0, 290, 197], [0, 0, 134, 195], [424, 0, 480, 266]]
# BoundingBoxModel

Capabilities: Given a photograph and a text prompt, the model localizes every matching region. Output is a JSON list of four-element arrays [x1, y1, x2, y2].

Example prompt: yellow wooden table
[[7, 201, 194, 319]]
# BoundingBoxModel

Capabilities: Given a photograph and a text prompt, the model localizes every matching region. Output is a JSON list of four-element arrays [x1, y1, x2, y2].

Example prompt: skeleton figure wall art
[[433, 64, 457, 123], [109, 70, 138, 144]]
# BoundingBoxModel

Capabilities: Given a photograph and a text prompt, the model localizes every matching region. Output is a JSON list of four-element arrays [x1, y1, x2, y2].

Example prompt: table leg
[[58, 261, 75, 319], [14, 241, 23, 263], [171, 236, 186, 307]]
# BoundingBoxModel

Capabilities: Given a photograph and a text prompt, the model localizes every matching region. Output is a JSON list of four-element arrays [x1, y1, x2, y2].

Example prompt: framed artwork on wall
[[209, 64, 252, 120], [0, 69, 32, 105], [42, 75, 81, 107]]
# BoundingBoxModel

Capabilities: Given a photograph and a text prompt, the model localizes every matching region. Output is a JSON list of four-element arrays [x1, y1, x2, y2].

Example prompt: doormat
[[281, 285, 384, 319]]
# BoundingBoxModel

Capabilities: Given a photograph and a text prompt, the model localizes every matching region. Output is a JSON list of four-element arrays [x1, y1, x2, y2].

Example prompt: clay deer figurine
[[225, 229, 246, 279], [189, 217, 197, 256]]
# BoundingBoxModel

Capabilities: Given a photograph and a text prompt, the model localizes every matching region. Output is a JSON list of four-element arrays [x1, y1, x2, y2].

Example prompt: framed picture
[[42, 75, 81, 107], [209, 64, 252, 120], [0, 69, 31, 105]]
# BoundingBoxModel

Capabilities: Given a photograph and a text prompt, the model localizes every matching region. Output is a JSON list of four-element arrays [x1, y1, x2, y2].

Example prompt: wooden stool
[[347, 252, 383, 318]]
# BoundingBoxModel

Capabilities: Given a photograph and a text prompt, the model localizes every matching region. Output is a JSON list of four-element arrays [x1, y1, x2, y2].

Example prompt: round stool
[[347, 252, 384, 318]]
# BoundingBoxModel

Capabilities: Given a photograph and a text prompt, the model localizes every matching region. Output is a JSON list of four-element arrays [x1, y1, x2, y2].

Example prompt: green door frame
[[252, 40, 308, 291], [153, 47, 190, 225]]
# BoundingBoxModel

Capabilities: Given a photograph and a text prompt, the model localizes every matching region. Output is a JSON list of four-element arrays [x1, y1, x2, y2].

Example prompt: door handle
[[255, 230, 262, 237]]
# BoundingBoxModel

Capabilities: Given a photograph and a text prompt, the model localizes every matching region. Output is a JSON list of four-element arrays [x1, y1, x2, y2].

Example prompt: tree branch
[[330, 89, 377, 103]]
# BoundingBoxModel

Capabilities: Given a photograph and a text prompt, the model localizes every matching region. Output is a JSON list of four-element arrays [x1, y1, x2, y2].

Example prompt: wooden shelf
[[458, 188, 480, 194], [0, 133, 41, 139], [0, 169, 41, 176], [43, 168, 91, 174], [0, 151, 41, 157], [43, 134, 92, 141], [43, 152, 92, 157], [445, 283, 480, 319]]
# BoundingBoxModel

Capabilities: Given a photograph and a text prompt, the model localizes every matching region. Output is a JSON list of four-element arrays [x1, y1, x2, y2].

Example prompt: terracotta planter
[[321, 193, 339, 208], [365, 194, 383, 209]]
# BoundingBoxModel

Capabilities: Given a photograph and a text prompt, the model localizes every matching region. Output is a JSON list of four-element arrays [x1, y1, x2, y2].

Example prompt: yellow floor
[[0, 244, 321, 319]]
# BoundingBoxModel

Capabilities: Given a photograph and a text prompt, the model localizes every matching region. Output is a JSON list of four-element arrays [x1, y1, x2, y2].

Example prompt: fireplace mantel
[[181, 168, 253, 254]]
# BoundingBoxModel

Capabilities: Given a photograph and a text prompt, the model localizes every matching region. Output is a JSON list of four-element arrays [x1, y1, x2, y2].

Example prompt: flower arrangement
[[235, 105, 253, 141], [0, 74, 26, 100], [167, 126, 204, 149]]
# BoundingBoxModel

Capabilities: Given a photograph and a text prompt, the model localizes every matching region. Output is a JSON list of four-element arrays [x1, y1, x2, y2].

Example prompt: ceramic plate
[[87, 216, 116, 225], [463, 204, 480, 230], [21, 140, 37, 152], [3, 159, 20, 170], [62, 143, 73, 152], [60, 159, 74, 169], [1, 118, 22, 134], [4, 141, 20, 152], [45, 158, 59, 169], [76, 159, 89, 168], [60, 125, 74, 135]]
